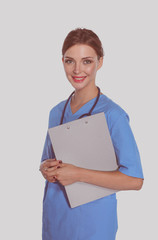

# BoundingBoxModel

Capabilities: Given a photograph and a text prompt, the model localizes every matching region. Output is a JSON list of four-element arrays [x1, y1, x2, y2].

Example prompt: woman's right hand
[[39, 159, 62, 182]]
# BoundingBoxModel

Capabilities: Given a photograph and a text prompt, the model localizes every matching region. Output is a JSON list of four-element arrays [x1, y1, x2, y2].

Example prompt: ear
[[97, 57, 103, 70]]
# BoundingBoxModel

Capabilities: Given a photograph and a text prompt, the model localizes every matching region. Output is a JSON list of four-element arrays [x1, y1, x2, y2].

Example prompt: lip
[[72, 76, 87, 83]]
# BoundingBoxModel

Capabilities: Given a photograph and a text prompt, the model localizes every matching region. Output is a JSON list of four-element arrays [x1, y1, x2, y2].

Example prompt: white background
[[0, 0, 157, 239]]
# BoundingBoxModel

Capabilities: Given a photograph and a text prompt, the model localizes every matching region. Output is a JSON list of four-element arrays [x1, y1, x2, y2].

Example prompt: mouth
[[72, 76, 87, 83]]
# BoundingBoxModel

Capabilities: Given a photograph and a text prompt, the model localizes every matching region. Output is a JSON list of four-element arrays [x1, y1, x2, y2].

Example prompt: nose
[[73, 62, 81, 74]]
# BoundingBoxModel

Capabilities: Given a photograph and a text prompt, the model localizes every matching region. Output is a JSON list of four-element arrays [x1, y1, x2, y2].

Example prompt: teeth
[[73, 77, 86, 80]]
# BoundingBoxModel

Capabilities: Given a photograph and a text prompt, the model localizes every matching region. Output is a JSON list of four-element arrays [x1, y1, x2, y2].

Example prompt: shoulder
[[49, 99, 67, 115], [48, 99, 67, 127], [99, 94, 129, 131]]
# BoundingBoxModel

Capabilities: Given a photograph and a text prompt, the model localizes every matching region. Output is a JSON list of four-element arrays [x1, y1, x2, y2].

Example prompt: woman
[[40, 28, 144, 240]]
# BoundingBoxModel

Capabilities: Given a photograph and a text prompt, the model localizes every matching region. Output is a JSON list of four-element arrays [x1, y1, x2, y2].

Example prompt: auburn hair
[[62, 28, 104, 60]]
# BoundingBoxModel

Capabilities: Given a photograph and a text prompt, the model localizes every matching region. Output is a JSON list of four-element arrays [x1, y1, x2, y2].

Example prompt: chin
[[69, 78, 93, 89], [72, 83, 89, 91]]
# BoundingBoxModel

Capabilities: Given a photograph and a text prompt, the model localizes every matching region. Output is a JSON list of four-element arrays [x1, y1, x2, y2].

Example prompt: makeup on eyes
[[64, 59, 93, 64]]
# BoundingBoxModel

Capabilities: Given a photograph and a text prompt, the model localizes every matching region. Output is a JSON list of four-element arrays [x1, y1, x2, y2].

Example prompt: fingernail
[[59, 160, 62, 163], [57, 166, 60, 169]]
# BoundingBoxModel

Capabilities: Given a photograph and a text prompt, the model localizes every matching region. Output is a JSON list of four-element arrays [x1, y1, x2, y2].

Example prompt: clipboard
[[48, 112, 118, 208]]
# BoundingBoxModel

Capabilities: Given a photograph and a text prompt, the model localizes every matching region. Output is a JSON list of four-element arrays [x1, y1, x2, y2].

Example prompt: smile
[[72, 76, 87, 83]]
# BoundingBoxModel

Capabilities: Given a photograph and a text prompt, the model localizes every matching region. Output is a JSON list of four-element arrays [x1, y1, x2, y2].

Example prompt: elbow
[[134, 178, 144, 190]]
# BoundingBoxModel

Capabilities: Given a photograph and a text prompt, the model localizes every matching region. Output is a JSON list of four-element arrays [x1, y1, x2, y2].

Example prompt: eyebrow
[[64, 56, 94, 59]]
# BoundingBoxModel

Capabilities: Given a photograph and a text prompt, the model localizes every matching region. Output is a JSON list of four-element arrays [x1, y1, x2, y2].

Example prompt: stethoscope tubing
[[60, 86, 101, 125]]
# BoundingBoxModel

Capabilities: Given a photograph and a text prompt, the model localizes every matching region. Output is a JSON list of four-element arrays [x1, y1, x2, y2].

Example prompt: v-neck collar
[[68, 94, 104, 117]]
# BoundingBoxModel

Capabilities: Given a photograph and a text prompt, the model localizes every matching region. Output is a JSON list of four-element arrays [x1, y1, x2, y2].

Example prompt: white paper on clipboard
[[48, 112, 118, 208]]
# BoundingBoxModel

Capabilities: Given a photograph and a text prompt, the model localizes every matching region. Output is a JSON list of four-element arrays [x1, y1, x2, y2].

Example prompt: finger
[[41, 160, 61, 171], [41, 158, 56, 165], [58, 163, 65, 167], [42, 172, 57, 182], [49, 176, 58, 182], [42, 173, 48, 180], [41, 158, 57, 166], [47, 176, 57, 183], [45, 160, 61, 168], [44, 160, 62, 168], [46, 168, 58, 177], [46, 162, 63, 172], [46, 165, 61, 172], [39, 159, 54, 171], [45, 158, 56, 162]]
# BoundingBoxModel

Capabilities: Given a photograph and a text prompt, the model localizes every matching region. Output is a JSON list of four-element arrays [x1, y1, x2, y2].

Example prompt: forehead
[[64, 44, 97, 58]]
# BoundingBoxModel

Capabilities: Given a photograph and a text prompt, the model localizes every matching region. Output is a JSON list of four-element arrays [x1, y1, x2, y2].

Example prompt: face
[[62, 44, 103, 91]]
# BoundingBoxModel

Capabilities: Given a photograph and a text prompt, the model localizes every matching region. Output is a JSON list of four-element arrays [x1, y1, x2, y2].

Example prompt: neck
[[72, 84, 99, 106]]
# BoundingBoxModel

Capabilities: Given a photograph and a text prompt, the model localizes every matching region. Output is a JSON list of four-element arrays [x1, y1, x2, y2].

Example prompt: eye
[[83, 60, 92, 64], [65, 59, 74, 64]]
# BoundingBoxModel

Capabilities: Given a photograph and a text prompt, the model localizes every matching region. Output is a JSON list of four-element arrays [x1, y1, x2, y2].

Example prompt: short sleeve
[[40, 109, 55, 163], [110, 112, 144, 179]]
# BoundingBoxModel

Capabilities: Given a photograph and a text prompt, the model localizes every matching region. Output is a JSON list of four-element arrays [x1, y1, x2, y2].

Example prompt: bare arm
[[43, 161, 143, 190], [77, 167, 143, 191]]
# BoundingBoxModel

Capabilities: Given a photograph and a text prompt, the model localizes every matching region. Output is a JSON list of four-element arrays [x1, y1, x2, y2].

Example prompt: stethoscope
[[60, 86, 101, 125]]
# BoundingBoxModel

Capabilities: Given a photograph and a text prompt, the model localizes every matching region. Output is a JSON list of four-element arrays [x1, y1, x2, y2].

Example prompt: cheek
[[64, 65, 73, 75], [85, 65, 97, 75]]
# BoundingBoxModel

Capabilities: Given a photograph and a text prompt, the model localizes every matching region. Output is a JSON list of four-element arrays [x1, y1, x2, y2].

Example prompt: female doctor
[[40, 28, 144, 240]]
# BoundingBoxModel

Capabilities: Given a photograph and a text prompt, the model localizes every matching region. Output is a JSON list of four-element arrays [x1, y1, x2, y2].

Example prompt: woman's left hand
[[46, 162, 81, 186]]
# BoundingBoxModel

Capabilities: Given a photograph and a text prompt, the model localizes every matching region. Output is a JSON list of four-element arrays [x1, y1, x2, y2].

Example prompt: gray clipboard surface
[[48, 112, 118, 208]]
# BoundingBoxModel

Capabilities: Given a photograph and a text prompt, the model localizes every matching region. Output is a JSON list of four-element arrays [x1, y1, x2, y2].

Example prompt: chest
[[70, 102, 86, 114], [70, 93, 104, 115]]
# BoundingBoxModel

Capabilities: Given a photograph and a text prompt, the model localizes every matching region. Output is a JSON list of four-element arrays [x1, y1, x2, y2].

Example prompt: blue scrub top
[[41, 93, 144, 240]]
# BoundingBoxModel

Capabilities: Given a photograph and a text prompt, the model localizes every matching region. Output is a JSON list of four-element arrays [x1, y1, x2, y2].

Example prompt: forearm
[[77, 168, 143, 191]]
